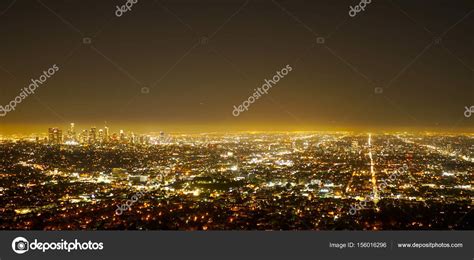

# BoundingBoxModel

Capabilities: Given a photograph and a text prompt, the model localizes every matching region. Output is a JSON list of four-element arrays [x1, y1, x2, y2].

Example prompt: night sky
[[0, 0, 472, 134]]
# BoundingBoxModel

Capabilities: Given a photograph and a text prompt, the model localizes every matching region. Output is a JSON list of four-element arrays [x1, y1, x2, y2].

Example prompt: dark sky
[[0, 0, 472, 134]]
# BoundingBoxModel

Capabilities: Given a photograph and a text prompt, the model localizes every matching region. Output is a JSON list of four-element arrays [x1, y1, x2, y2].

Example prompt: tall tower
[[90, 127, 97, 144], [104, 123, 109, 143], [68, 123, 76, 141], [48, 128, 54, 143], [81, 130, 89, 144], [119, 129, 125, 142], [98, 129, 104, 143]]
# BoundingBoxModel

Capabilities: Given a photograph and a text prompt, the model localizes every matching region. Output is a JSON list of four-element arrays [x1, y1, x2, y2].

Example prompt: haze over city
[[0, 0, 472, 231], [0, 0, 472, 135]]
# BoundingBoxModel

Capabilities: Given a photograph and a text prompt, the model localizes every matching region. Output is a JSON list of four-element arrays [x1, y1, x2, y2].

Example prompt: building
[[112, 168, 128, 179], [129, 175, 148, 184], [80, 130, 89, 144], [104, 126, 109, 143], [67, 123, 76, 142], [98, 129, 104, 143], [89, 127, 97, 144], [119, 130, 126, 142], [48, 128, 63, 145]]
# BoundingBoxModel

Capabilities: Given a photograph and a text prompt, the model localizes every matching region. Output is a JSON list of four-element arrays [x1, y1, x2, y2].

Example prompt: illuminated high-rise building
[[98, 129, 104, 143], [48, 128, 62, 145], [80, 130, 89, 144], [119, 130, 125, 142], [139, 135, 150, 145], [104, 125, 109, 143], [139, 135, 146, 144], [89, 127, 97, 144], [67, 123, 76, 142], [112, 132, 118, 141], [48, 128, 54, 142]]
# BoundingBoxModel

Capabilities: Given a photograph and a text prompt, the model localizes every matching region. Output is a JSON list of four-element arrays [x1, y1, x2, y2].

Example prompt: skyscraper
[[48, 128, 63, 145], [67, 123, 76, 142], [90, 127, 97, 144], [119, 130, 125, 142], [80, 130, 89, 144], [98, 129, 104, 143], [104, 125, 109, 143]]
